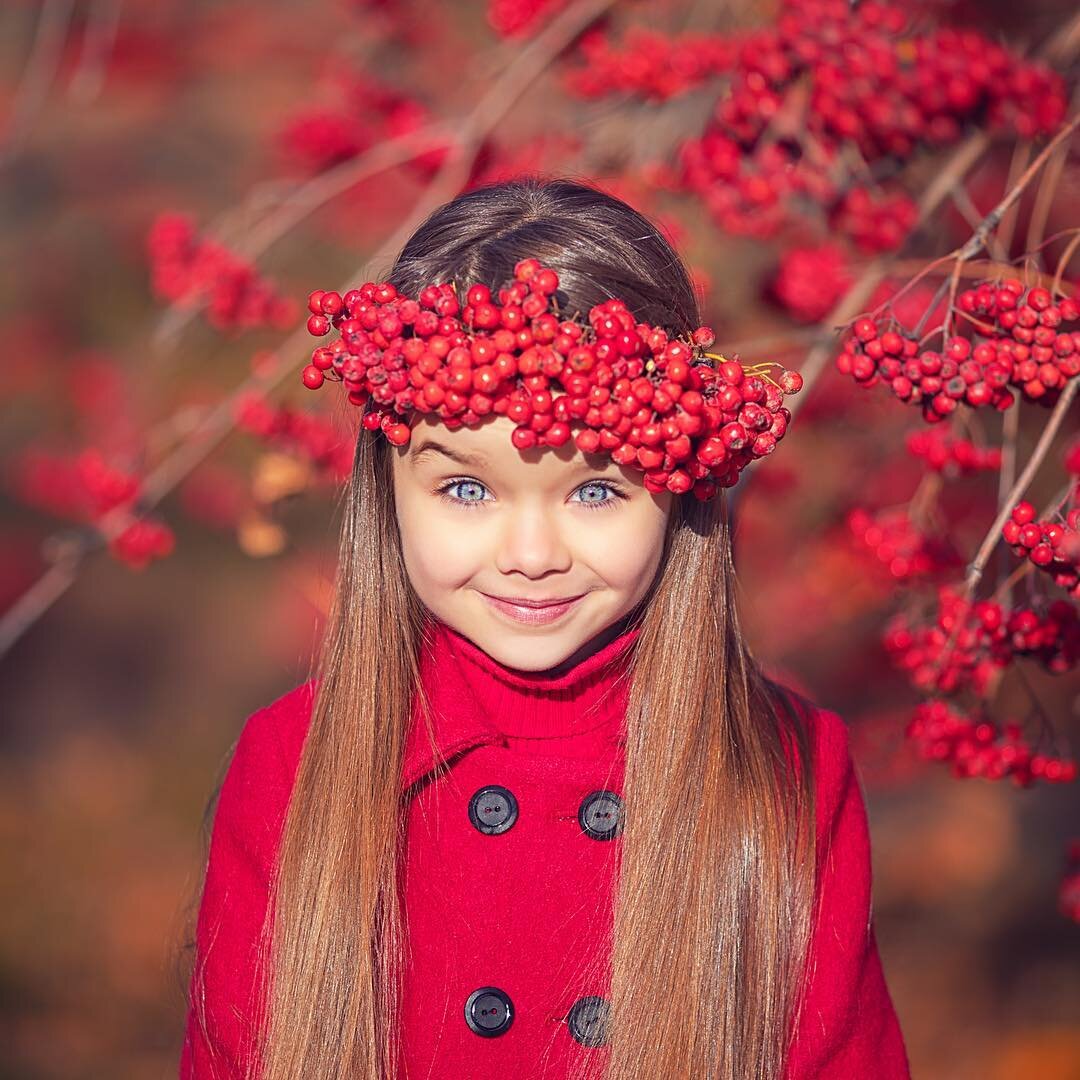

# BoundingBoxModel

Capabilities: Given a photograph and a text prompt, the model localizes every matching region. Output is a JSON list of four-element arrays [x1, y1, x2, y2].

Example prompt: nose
[[492, 502, 573, 579]]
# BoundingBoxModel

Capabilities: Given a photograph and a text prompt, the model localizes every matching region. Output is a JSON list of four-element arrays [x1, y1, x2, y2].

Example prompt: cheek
[[395, 488, 479, 590], [575, 502, 669, 589]]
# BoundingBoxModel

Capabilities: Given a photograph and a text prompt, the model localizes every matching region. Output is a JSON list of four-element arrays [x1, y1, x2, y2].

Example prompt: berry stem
[[952, 112, 1080, 269], [995, 140, 1033, 257], [1051, 231, 1080, 294]]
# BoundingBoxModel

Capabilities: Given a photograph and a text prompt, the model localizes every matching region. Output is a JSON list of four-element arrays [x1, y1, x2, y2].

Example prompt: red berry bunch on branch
[[906, 700, 1077, 787], [836, 279, 1080, 423], [846, 506, 964, 582], [277, 68, 445, 178], [1003, 500, 1080, 597], [300, 257, 803, 499], [624, 0, 1069, 249], [147, 213, 298, 334], [564, 27, 736, 101], [905, 428, 1003, 475], [5, 447, 175, 571], [884, 586, 1079, 695]]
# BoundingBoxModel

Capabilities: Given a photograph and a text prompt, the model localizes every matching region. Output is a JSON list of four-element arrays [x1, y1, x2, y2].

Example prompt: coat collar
[[400, 616, 640, 793]]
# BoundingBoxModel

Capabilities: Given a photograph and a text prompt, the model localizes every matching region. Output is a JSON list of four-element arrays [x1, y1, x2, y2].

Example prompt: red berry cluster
[[300, 258, 803, 500], [884, 586, 1079, 696], [770, 244, 852, 323], [592, 0, 1068, 249], [828, 187, 919, 256], [905, 428, 1002, 475], [10, 447, 140, 520], [6, 446, 175, 570], [677, 136, 839, 243], [277, 68, 445, 178], [1008, 601, 1080, 675], [1003, 501, 1080, 597], [564, 27, 736, 101], [955, 280, 1080, 403], [906, 700, 1076, 787], [147, 213, 297, 334], [836, 279, 1080, 423], [846, 506, 963, 582], [235, 392, 354, 483]]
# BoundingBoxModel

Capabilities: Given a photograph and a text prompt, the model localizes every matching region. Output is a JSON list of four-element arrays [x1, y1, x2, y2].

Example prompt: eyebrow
[[408, 439, 490, 468], [408, 436, 619, 475]]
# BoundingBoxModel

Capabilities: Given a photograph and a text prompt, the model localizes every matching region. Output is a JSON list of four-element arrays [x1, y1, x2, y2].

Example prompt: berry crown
[[301, 257, 803, 500]]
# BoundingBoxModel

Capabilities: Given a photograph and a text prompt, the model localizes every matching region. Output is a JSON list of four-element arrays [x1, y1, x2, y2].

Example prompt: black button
[[567, 995, 610, 1046], [468, 785, 519, 835], [464, 986, 514, 1037], [578, 789, 623, 840]]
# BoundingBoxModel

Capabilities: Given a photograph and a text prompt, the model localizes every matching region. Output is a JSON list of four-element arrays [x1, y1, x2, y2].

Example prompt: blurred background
[[1, 0, 1078, 1076]]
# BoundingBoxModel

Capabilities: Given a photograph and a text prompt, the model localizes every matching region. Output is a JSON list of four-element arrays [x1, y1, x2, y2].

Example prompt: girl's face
[[392, 412, 674, 672]]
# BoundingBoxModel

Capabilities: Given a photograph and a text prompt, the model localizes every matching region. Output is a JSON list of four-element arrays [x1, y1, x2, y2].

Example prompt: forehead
[[398, 413, 625, 481]]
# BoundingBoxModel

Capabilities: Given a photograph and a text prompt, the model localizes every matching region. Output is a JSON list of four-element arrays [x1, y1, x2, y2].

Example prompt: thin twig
[[996, 141, 1032, 257], [950, 183, 1007, 262], [66, 0, 123, 106], [0, 0, 76, 169], [951, 113, 1080, 267], [886, 256, 1075, 293], [1023, 138, 1069, 266], [995, 402, 1020, 593], [1051, 232, 1080, 294]]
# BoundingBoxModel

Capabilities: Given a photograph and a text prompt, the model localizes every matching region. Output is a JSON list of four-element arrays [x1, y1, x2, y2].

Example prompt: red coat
[[180, 619, 910, 1078]]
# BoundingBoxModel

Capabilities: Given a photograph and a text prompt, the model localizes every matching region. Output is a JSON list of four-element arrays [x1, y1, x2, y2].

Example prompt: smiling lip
[[481, 592, 586, 625]]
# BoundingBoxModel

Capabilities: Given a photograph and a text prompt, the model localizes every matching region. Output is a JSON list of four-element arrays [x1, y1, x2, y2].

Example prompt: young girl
[[179, 176, 911, 1079]]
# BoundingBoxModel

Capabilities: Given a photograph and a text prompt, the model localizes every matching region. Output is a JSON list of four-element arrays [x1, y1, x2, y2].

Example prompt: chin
[[477, 631, 577, 672]]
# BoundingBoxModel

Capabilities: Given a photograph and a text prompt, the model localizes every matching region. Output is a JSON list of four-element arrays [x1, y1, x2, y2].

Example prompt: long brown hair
[[196, 176, 819, 1078]]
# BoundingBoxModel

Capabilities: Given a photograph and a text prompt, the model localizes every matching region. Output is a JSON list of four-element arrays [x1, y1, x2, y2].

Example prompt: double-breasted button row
[[463, 986, 611, 1045], [467, 785, 624, 840]]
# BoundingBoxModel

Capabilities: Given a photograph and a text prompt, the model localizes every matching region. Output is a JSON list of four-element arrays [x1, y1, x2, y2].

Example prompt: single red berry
[[853, 318, 877, 343], [1011, 501, 1036, 525], [1030, 544, 1055, 567], [779, 369, 803, 393]]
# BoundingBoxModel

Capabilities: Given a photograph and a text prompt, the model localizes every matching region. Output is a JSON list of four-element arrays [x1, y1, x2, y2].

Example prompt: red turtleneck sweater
[[179, 619, 910, 1079]]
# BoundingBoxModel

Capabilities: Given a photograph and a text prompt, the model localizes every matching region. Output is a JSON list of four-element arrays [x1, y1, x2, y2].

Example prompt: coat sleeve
[[785, 705, 911, 1079], [179, 683, 314, 1079]]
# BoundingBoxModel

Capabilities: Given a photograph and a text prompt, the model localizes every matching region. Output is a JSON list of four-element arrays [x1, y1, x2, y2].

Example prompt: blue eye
[[572, 481, 622, 509], [434, 478, 626, 510], [438, 479, 489, 507]]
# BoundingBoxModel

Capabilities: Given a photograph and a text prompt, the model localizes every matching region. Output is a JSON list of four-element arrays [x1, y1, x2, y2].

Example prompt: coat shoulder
[[222, 677, 319, 835], [247, 676, 319, 773]]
